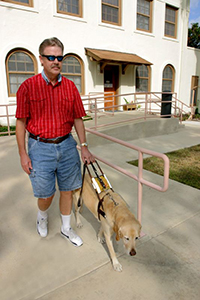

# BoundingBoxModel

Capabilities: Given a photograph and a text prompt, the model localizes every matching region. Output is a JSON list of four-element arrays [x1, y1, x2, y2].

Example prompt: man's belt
[[29, 133, 70, 144]]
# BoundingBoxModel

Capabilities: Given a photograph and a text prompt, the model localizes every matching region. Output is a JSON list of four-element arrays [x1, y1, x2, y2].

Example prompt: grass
[[83, 115, 93, 121], [0, 125, 16, 136], [182, 113, 200, 121], [128, 144, 200, 190]]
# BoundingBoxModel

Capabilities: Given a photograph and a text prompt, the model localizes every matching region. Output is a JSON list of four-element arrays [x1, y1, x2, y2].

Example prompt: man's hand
[[16, 118, 32, 175], [20, 152, 32, 175], [80, 147, 95, 164], [73, 118, 95, 164]]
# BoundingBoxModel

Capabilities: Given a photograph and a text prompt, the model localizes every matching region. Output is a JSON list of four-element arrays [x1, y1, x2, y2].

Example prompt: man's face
[[39, 45, 63, 80]]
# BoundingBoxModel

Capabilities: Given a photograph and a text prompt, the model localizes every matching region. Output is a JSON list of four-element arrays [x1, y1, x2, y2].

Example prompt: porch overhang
[[85, 48, 152, 74]]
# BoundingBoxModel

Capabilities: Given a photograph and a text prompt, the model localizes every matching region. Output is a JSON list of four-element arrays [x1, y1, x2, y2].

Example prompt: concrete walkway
[[0, 117, 200, 300]]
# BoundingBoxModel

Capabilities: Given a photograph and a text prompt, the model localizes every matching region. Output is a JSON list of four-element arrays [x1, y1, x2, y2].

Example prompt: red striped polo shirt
[[16, 73, 86, 138]]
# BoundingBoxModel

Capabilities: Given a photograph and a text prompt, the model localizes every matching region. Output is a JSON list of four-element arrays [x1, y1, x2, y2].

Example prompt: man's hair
[[39, 37, 64, 55]]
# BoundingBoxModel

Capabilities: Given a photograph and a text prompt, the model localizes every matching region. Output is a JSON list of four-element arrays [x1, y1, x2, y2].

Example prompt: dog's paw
[[112, 258, 123, 272], [97, 235, 105, 244], [76, 221, 83, 229], [113, 262, 123, 272]]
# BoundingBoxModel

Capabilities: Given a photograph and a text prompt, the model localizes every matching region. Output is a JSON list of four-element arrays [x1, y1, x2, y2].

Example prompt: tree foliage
[[188, 23, 200, 49]]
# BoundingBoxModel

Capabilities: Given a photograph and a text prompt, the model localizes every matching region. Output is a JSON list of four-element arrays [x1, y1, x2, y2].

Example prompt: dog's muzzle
[[129, 249, 136, 256]]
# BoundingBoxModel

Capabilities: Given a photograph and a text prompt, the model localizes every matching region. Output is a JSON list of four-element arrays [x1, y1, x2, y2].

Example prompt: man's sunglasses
[[42, 55, 64, 62]]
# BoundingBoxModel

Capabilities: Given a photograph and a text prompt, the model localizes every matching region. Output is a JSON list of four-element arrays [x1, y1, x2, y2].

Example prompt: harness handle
[[77, 160, 111, 220], [90, 161, 106, 189]]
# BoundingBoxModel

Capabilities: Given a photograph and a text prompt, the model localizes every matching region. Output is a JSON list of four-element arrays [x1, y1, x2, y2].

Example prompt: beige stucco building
[[0, 0, 199, 124]]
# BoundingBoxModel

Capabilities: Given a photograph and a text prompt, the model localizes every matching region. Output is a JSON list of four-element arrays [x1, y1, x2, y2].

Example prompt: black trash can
[[161, 91, 172, 118]]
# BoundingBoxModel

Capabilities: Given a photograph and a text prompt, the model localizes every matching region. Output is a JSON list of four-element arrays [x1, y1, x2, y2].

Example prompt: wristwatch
[[80, 142, 88, 147]]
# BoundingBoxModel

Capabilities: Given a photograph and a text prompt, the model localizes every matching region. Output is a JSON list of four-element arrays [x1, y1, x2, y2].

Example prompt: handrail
[[0, 90, 193, 135], [0, 104, 16, 136], [81, 91, 193, 129], [84, 128, 170, 223]]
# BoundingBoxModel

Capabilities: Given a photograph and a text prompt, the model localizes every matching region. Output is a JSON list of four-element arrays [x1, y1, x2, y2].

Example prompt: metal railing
[[81, 91, 193, 129], [0, 104, 16, 136], [78, 128, 170, 224], [146, 92, 192, 124], [0, 91, 193, 135]]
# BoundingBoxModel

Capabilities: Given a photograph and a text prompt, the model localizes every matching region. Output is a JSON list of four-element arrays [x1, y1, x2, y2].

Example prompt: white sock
[[61, 214, 71, 230], [38, 209, 48, 219]]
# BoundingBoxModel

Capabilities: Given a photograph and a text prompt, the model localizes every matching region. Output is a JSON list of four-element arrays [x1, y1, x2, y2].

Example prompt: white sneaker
[[61, 227, 83, 247], [37, 216, 48, 238]]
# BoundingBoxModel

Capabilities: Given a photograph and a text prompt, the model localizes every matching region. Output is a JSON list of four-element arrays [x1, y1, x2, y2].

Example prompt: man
[[16, 37, 94, 247]]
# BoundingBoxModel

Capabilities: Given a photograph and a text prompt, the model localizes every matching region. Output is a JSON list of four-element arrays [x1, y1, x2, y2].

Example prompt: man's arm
[[16, 118, 32, 174], [74, 118, 95, 164]]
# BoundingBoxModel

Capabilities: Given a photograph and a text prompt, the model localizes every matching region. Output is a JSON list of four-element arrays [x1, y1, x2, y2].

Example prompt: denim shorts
[[28, 134, 82, 198]]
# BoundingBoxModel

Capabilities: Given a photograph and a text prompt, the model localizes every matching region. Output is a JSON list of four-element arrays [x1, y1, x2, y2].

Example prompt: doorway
[[104, 65, 119, 111], [190, 75, 199, 106]]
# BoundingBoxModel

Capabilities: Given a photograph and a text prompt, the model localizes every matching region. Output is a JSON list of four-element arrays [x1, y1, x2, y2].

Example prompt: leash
[[77, 160, 114, 220], [77, 162, 87, 208]]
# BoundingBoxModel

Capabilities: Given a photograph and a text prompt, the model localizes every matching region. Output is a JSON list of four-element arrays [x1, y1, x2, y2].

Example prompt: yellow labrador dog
[[73, 174, 141, 272]]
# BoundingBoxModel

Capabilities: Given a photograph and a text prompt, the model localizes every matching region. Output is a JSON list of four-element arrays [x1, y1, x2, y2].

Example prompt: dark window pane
[[162, 80, 172, 92], [165, 23, 175, 36], [136, 65, 149, 92], [137, 15, 149, 30], [102, 4, 118, 23], [9, 73, 33, 94], [12, 0, 30, 4], [163, 66, 173, 79], [103, 0, 118, 6], [166, 7, 176, 23], [58, 0, 79, 15], [137, 0, 150, 15]]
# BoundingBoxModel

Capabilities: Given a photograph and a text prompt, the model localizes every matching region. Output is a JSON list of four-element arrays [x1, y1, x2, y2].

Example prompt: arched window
[[62, 54, 84, 94], [162, 65, 175, 92], [6, 49, 37, 96], [136, 65, 151, 92]]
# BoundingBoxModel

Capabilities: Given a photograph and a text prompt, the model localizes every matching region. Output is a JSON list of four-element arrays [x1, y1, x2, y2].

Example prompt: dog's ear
[[113, 224, 120, 241], [116, 227, 122, 241], [113, 223, 118, 234]]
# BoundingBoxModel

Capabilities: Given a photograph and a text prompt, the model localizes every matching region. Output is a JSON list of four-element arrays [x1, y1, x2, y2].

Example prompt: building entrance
[[104, 65, 119, 111]]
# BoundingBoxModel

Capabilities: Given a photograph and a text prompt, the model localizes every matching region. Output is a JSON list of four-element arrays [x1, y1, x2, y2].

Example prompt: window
[[136, 65, 151, 92], [137, 0, 152, 32], [102, 0, 121, 26], [57, 0, 82, 17], [162, 65, 175, 92], [62, 55, 84, 94], [6, 50, 37, 96], [1, 0, 33, 6], [165, 5, 178, 38]]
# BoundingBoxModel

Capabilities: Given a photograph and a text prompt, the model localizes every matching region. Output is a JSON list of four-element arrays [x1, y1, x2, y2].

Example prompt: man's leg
[[38, 195, 54, 211], [37, 195, 54, 237], [59, 191, 72, 215], [60, 191, 83, 247]]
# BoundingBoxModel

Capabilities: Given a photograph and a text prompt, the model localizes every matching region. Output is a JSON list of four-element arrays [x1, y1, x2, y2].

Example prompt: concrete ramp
[[84, 112, 181, 146]]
